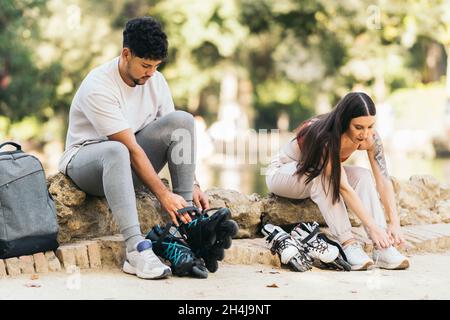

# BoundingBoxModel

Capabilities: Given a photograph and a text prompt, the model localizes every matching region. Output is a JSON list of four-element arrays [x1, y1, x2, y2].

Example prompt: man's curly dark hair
[[123, 17, 168, 60]]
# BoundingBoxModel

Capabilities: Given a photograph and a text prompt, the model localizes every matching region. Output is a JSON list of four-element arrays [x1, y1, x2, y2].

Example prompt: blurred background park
[[1, 0, 450, 195]]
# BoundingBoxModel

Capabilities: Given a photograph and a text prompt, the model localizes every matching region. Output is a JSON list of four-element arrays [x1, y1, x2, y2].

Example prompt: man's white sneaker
[[123, 240, 172, 279], [373, 246, 410, 270], [343, 242, 374, 271]]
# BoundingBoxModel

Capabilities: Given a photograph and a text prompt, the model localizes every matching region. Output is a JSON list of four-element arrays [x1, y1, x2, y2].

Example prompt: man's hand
[[387, 222, 406, 246], [193, 184, 210, 212], [158, 191, 192, 226]]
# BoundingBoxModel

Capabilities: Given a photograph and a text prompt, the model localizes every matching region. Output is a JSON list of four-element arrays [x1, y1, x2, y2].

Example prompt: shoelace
[[266, 229, 312, 268], [187, 219, 198, 227], [179, 207, 220, 230], [177, 214, 209, 244], [152, 225, 193, 266], [307, 236, 328, 254], [272, 238, 289, 254], [183, 209, 226, 234], [291, 229, 324, 254], [270, 233, 296, 255], [161, 241, 189, 266]]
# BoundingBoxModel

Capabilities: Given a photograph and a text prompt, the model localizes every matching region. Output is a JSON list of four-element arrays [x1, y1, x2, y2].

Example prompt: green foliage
[[1, 0, 449, 138], [0, 0, 61, 122]]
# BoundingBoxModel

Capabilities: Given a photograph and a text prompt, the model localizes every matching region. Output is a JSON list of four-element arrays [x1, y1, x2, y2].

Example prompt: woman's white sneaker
[[343, 242, 374, 271], [373, 246, 410, 270], [123, 240, 172, 279]]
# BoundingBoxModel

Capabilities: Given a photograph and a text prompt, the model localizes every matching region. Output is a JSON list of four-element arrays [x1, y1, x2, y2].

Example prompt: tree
[[0, 0, 62, 123]]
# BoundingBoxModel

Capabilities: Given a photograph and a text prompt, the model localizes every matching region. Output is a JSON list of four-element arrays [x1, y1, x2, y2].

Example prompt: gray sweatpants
[[66, 111, 196, 251]]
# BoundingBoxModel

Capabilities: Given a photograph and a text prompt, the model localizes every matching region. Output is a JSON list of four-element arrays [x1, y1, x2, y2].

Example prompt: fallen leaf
[[25, 282, 41, 288], [30, 274, 39, 280], [266, 283, 279, 288]]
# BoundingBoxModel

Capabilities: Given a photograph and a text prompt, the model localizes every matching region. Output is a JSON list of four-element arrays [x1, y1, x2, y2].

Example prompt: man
[[59, 16, 209, 279]]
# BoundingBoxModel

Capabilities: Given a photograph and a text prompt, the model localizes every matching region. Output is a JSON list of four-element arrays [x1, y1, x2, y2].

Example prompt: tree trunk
[[445, 44, 450, 138], [446, 44, 450, 100]]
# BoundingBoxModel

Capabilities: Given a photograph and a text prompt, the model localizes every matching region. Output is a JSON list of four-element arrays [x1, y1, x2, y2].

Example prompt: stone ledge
[[1, 252, 62, 278], [48, 173, 450, 244], [1, 224, 449, 277], [222, 238, 281, 267], [229, 223, 450, 268]]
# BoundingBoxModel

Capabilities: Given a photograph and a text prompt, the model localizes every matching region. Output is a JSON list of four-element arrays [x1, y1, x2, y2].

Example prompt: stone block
[[33, 253, 49, 273], [45, 251, 62, 272], [0, 260, 7, 278], [5, 258, 21, 276], [56, 246, 76, 270], [19, 256, 35, 274], [87, 242, 102, 269], [74, 245, 90, 269]]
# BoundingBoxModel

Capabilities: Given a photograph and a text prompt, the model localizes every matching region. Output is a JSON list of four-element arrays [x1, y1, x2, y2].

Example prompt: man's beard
[[132, 77, 146, 86], [127, 66, 147, 86], [133, 76, 151, 86]]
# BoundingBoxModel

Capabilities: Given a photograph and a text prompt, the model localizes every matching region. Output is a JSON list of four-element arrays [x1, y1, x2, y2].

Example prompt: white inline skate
[[291, 221, 351, 271], [262, 224, 313, 272]]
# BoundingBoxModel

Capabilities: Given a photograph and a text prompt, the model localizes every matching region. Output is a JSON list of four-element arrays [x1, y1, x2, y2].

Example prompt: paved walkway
[[1, 251, 449, 300]]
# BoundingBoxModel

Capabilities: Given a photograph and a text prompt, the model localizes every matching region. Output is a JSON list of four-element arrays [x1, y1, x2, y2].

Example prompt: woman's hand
[[387, 222, 406, 246], [367, 225, 392, 249]]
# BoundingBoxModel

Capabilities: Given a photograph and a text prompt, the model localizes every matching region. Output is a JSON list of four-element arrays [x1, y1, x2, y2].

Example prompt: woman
[[266, 92, 409, 270]]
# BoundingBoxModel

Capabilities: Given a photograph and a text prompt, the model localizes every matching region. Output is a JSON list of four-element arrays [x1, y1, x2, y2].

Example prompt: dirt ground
[[1, 251, 449, 300]]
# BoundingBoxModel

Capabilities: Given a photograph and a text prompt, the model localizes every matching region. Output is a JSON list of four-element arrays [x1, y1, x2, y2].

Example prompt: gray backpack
[[0, 142, 59, 259]]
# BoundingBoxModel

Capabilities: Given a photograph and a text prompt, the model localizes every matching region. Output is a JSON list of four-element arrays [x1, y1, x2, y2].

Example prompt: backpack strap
[[0, 142, 21, 151]]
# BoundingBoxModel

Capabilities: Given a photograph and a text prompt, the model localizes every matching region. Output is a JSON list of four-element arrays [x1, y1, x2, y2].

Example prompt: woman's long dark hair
[[295, 92, 376, 204]]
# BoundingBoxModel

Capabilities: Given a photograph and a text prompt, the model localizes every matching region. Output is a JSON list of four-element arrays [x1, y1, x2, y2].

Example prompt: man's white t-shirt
[[58, 56, 175, 174]]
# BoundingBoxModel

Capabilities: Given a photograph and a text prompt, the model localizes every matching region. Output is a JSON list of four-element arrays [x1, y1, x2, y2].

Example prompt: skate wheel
[[205, 258, 219, 273], [222, 236, 232, 249], [191, 265, 209, 279], [289, 255, 313, 272], [219, 220, 239, 238], [210, 246, 225, 261]]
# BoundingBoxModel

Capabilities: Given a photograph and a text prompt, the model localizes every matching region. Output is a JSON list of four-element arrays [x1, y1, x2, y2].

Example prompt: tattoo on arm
[[373, 134, 389, 178]]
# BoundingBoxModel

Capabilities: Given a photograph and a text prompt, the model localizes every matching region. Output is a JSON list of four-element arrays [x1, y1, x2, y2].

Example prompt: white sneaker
[[373, 246, 410, 270], [343, 242, 374, 271], [123, 240, 172, 279]]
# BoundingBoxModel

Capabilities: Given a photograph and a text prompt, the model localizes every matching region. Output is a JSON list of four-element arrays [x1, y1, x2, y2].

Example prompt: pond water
[[41, 135, 449, 197], [190, 157, 450, 196]]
